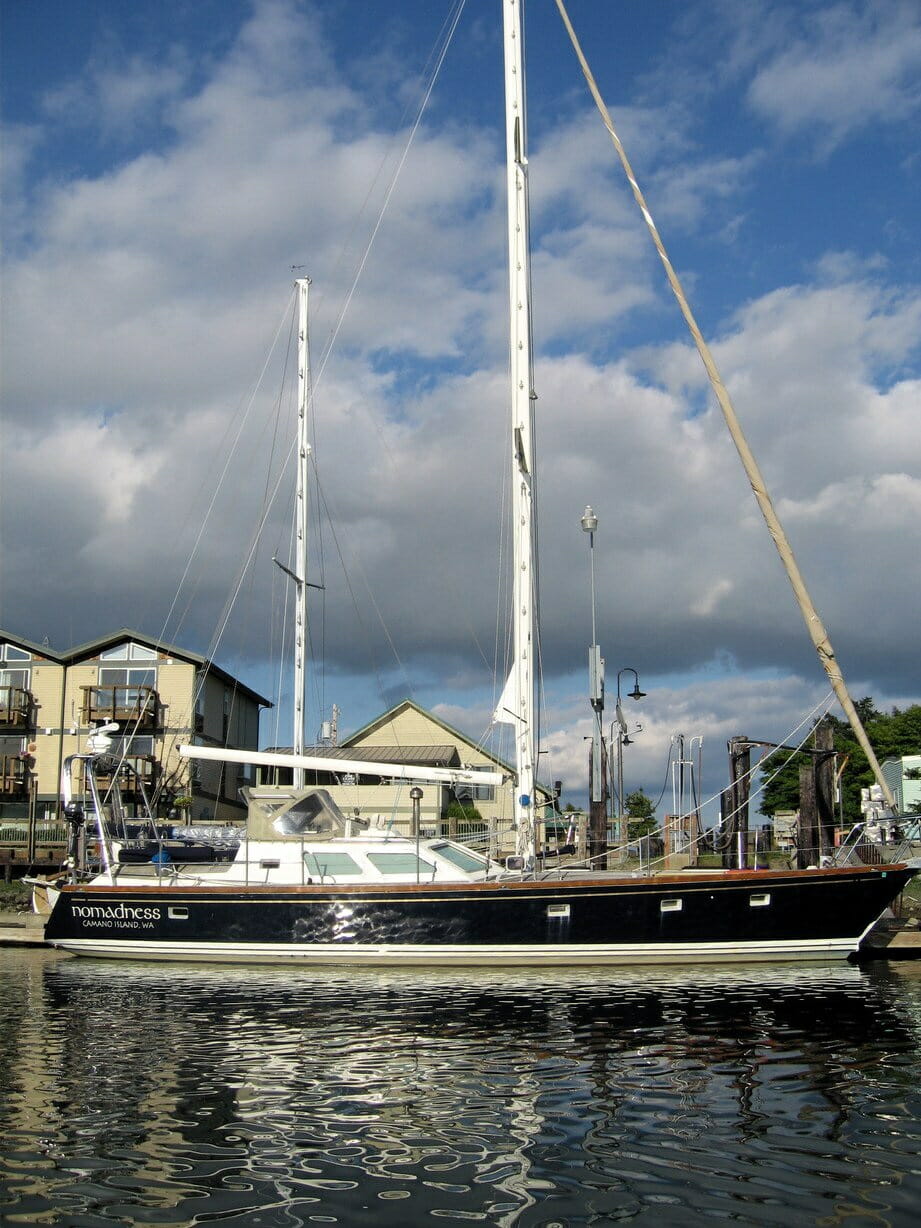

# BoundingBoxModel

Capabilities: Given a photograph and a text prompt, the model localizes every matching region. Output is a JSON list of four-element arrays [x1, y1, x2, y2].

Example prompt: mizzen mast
[[503, 0, 538, 860]]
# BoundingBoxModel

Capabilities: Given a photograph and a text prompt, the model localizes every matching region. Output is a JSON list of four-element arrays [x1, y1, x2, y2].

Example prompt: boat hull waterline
[[44, 864, 913, 965]]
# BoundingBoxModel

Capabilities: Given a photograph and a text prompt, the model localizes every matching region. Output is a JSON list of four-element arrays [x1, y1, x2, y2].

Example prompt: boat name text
[[73, 903, 160, 927]]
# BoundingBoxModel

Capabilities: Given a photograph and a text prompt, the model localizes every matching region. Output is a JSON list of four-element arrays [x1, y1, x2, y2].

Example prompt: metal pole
[[411, 786, 423, 884], [581, 506, 605, 864]]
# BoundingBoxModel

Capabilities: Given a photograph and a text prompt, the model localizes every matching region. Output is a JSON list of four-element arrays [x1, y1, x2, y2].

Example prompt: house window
[[464, 784, 496, 803], [0, 644, 32, 692], [100, 642, 157, 661], [1, 645, 31, 662], [109, 736, 155, 757], [97, 643, 158, 695], [99, 667, 157, 689], [0, 667, 30, 691]]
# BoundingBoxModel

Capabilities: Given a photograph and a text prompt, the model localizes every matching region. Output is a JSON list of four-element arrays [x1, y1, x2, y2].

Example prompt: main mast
[[293, 277, 312, 788], [503, 0, 538, 860]]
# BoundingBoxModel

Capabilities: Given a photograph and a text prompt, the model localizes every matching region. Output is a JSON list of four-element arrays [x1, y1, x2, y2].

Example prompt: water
[[2, 952, 920, 1226]]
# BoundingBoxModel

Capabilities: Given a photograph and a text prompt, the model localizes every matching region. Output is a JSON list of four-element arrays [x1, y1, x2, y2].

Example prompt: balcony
[[0, 755, 31, 800], [0, 686, 34, 731], [92, 755, 160, 798], [81, 684, 161, 732]]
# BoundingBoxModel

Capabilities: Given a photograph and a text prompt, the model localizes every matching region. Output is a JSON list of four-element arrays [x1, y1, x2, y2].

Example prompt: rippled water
[[2, 952, 920, 1225]]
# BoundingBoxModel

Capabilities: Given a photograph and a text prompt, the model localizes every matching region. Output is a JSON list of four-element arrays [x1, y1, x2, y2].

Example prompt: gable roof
[[343, 698, 553, 802], [34, 627, 272, 707], [0, 628, 67, 663], [345, 699, 503, 762], [264, 744, 462, 767]]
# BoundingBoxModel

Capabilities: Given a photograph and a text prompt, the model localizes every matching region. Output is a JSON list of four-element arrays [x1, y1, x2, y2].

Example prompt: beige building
[[258, 698, 554, 845], [0, 628, 270, 871], [2, 638, 558, 872]]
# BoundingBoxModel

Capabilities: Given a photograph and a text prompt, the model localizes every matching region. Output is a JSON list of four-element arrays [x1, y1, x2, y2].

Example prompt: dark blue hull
[[43, 863, 915, 965]]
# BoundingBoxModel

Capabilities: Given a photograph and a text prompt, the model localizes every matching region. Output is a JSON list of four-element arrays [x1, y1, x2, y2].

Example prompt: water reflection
[[2, 954, 920, 1225]]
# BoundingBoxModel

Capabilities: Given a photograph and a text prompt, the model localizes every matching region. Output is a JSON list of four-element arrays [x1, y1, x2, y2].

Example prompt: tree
[[446, 799, 483, 824], [758, 702, 921, 823], [624, 789, 657, 839]]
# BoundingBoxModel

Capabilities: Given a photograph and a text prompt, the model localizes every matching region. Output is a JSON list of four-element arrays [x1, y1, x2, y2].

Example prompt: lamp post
[[581, 506, 606, 864], [410, 785, 423, 883], [614, 668, 645, 850]]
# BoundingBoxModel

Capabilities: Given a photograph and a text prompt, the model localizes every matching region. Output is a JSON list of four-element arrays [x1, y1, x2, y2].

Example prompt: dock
[[0, 911, 47, 948]]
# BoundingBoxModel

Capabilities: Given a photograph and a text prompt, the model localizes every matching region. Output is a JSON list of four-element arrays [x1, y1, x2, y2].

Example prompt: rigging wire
[[553, 0, 895, 809], [113, 2, 469, 807]]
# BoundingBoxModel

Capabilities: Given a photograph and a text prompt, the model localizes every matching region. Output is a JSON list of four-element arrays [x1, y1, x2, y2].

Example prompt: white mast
[[293, 277, 312, 788], [503, 0, 538, 861]]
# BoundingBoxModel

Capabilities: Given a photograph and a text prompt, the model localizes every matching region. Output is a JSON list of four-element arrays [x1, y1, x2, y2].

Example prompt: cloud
[[2, 0, 919, 809], [42, 53, 190, 144], [746, 0, 921, 149]]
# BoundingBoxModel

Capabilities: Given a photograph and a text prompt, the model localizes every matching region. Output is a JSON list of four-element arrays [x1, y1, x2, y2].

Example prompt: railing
[[0, 755, 30, 799], [0, 821, 68, 848], [81, 685, 160, 730], [0, 686, 33, 729], [92, 756, 160, 794]]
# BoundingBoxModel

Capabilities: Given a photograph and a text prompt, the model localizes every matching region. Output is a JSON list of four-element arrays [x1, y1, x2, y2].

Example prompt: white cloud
[[2, 0, 919, 801], [747, 0, 921, 148]]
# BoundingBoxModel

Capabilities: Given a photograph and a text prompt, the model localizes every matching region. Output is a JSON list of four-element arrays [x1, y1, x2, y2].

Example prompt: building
[[257, 698, 555, 844], [880, 755, 921, 815], [0, 628, 270, 872]]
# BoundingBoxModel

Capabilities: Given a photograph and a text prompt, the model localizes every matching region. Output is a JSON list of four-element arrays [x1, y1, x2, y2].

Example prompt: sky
[[2, 0, 920, 818]]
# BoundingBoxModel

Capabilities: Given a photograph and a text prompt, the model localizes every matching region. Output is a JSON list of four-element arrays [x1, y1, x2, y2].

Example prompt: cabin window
[[367, 852, 436, 876], [749, 893, 771, 908], [303, 851, 362, 878], [431, 842, 487, 872], [660, 898, 683, 913], [168, 906, 188, 920]]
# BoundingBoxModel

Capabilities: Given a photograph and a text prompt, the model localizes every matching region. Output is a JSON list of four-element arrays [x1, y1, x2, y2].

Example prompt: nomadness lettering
[[72, 903, 160, 922]]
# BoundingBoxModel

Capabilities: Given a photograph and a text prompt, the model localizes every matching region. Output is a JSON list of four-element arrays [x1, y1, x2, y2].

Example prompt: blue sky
[[2, 0, 920, 813]]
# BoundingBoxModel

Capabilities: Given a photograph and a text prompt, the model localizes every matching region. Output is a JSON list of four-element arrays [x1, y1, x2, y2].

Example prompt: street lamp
[[614, 668, 646, 850], [581, 506, 606, 863], [581, 505, 598, 645]]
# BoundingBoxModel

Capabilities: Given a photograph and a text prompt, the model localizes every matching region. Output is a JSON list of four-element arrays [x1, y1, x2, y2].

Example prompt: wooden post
[[798, 764, 819, 867], [588, 740, 608, 866], [720, 788, 734, 869], [814, 720, 836, 855], [729, 737, 751, 869]]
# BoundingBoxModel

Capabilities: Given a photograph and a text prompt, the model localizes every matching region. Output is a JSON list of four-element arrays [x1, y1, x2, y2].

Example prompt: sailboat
[[44, 0, 916, 965]]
